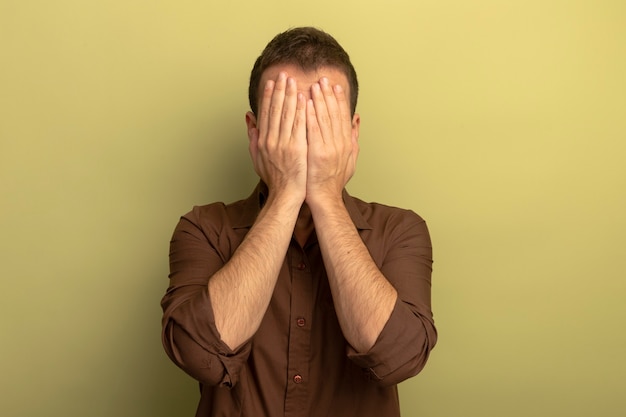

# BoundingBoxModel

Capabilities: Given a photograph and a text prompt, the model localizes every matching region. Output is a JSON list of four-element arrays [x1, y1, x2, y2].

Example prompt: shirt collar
[[232, 181, 372, 231]]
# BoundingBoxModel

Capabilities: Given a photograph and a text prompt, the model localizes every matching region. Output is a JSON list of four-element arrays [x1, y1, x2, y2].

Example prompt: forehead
[[260, 64, 350, 91]]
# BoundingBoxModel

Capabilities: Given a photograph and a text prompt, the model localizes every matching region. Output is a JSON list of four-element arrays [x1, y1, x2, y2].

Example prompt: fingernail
[[320, 77, 329, 86]]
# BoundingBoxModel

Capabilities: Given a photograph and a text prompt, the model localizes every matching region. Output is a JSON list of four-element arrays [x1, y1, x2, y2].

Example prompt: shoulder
[[347, 194, 427, 229], [182, 184, 263, 231], [181, 196, 255, 232], [171, 197, 256, 256], [347, 195, 432, 265]]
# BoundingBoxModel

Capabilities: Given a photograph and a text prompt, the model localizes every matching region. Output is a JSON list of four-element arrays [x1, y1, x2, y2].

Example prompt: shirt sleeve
[[160, 206, 251, 388], [347, 211, 437, 386]]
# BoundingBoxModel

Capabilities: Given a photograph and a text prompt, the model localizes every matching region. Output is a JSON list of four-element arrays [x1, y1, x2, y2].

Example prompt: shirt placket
[[284, 243, 314, 417]]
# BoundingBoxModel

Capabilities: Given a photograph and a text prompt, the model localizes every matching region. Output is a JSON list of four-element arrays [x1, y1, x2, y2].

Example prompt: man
[[161, 27, 436, 417]]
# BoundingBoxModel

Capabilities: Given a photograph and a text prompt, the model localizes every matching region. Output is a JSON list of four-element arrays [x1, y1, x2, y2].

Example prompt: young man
[[161, 27, 437, 417]]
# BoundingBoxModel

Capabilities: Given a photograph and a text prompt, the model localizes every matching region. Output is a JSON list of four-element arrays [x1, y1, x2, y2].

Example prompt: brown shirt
[[161, 183, 437, 417]]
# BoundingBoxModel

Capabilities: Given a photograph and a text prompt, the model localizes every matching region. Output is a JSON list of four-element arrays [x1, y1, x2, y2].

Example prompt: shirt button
[[293, 374, 303, 384], [296, 318, 306, 327], [297, 262, 306, 270]]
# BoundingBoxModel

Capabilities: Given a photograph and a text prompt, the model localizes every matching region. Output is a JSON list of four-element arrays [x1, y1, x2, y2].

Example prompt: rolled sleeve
[[162, 287, 251, 387], [347, 297, 436, 386], [160, 207, 251, 387], [348, 210, 437, 386]]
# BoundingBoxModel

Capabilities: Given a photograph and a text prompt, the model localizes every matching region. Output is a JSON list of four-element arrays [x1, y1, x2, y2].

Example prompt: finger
[[279, 77, 298, 141], [267, 72, 288, 144], [292, 92, 306, 141], [306, 98, 321, 144], [333, 84, 353, 139], [319, 77, 342, 139], [311, 81, 331, 143], [257, 79, 275, 144]]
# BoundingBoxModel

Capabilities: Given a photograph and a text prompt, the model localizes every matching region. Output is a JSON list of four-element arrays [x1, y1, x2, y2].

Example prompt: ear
[[245, 111, 258, 141], [245, 111, 260, 171], [351, 113, 361, 142]]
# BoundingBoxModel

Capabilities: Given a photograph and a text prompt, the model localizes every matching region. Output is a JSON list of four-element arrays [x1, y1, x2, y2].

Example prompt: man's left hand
[[305, 77, 360, 205]]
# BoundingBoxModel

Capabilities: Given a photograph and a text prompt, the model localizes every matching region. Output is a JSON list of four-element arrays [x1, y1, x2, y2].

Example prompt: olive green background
[[2, 1, 625, 416]]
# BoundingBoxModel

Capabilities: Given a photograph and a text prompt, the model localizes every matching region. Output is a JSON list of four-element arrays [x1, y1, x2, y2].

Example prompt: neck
[[294, 203, 314, 247]]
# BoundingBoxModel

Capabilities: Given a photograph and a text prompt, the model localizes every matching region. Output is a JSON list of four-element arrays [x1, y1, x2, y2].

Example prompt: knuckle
[[269, 106, 282, 119]]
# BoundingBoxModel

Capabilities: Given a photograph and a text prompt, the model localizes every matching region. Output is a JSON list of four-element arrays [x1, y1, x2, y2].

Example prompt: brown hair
[[248, 27, 359, 116]]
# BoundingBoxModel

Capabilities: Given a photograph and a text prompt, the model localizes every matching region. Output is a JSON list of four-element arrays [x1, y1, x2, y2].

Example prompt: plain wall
[[1, 1, 625, 416]]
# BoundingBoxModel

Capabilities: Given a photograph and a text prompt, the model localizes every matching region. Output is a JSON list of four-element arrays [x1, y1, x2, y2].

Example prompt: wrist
[[305, 190, 345, 214], [266, 185, 306, 212]]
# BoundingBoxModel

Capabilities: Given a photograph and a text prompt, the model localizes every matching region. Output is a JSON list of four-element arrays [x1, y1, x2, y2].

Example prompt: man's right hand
[[247, 72, 308, 203], [212, 72, 308, 350]]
